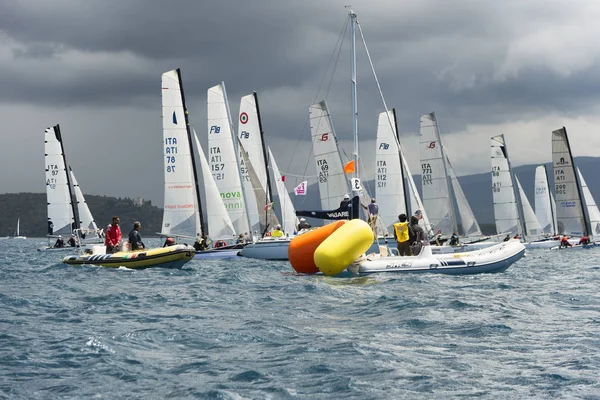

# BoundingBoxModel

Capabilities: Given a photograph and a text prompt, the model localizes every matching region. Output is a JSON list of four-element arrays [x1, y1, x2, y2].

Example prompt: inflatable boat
[[62, 244, 195, 269], [351, 240, 525, 275], [288, 219, 526, 276]]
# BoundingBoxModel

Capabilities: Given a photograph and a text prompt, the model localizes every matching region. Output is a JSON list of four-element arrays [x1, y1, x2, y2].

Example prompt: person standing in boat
[[271, 225, 284, 238], [104, 216, 122, 253], [367, 197, 379, 232], [128, 221, 145, 251], [410, 215, 426, 255], [393, 214, 411, 256], [297, 218, 311, 231]]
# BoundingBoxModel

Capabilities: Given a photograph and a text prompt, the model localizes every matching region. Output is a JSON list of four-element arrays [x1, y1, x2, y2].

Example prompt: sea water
[[1, 238, 599, 399]]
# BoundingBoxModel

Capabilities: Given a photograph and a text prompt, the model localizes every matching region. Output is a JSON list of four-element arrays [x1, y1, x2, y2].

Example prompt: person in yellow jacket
[[271, 224, 284, 238], [393, 214, 411, 256]]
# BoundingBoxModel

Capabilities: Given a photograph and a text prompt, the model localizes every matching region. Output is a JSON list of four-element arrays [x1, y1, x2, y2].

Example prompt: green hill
[[0, 193, 163, 237]]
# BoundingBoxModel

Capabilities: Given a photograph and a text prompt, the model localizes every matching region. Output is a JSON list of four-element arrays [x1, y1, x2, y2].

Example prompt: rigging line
[[284, 15, 350, 178]]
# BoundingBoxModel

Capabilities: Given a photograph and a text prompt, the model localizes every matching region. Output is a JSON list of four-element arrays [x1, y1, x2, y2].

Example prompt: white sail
[[420, 113, 455, 236], [491, 135, 520, 235], [404, 153, 433, 234], [269, 147, 297, 234], [208, 83, 250, 236], [446, 157, 483, 237], [375, 110, 406, 234], [45, 125, 75, 236], [309, 100, 349, 210], [552, 127, 587, 236], [515, 176, 543, 238], [534, 165, 556, 234], [16, 218, 20, 236], [161, 69, 202, 238], [577, 168, 600, 237], [192, 128, 235, 241], [238, 93, 268, 233], [69, 167, 99, 235]]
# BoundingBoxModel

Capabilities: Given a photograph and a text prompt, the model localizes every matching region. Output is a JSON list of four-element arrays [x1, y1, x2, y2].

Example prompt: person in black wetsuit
[[128, 221, 145, 251], [54, 235, 65, 248]]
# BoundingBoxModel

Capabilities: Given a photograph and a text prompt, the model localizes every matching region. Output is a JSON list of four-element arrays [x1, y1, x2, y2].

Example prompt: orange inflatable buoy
[[288, 220, 346, 274]]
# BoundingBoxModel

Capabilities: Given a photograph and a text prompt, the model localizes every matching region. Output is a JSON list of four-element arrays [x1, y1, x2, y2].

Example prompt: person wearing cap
[[340, 194, 351, 209], [67, 234, 77, 247], [194, 234, 210, 251], [271, 224, 284, 237], [53, 235, 65, 248], [297, 218, 311, 231], [163, 237, 175, 247]]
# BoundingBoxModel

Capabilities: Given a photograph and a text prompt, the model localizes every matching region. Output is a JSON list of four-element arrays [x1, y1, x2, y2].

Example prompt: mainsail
[[420, 112, 455, 235], [534, 165, 557, 234], [375, 110, 407, 234], [207, 83, 250, 236], [552, 127, 587, 236], [491, 135, 521, 235], [309, 100, 350, 210], [45, 125, 76, 236], [446, 157, 483, 237], [238, 93, 270, 233], [161, 69, 202, 238]]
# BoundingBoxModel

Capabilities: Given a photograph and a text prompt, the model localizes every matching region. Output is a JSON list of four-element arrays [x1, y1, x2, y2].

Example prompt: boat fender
[[314, 219, 374, 276], [288, 220, 346, 274]]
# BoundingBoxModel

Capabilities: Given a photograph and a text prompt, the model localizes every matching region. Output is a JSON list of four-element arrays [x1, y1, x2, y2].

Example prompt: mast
[[503, 134, 526, 238], [563, 127, 591, 236], [223, 81, 253, 234], [393, 108, 409, 214], [177, 68, 206, 235], [55, 124, 80, 233], [434, 112, 458, 234], [349, 10, 360, 219], [254, 91, 274, 233]]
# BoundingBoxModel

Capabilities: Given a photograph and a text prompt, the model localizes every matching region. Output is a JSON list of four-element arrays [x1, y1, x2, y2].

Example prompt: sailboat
[[534, 165, 558, 235], [13, 218, 26, 239], [39, 125, 102, 251], [420, 112, 493, 248], [161, 69, 241, 258], [551, 127, 599, 249]]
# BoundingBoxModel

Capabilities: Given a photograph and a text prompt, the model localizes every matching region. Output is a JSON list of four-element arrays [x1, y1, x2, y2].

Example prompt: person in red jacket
[[104, 216, 122, 253]]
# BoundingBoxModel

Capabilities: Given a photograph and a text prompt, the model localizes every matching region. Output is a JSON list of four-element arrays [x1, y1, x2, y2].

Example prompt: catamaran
[[161, 69, 240, 259], [39, 125, 102, 251], [550, 127, 599, 249]]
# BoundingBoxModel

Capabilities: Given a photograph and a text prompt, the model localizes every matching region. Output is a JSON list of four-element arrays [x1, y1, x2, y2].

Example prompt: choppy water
[[1, 238, 600, 399]]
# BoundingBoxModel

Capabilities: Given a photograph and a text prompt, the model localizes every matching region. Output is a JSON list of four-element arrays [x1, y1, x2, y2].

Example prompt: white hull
[[525, 238, 580, 249], [351, 240, 525, 275], [239, 238, 292, 261]]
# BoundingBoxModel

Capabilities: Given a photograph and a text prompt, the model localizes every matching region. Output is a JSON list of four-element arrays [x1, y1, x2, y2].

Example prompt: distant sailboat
[[14, 218, 26, 239], [534, 165, 558, 235]]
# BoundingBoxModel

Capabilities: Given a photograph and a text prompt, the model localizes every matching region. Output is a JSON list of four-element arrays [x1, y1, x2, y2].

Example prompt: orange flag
[[343, 160, 355, 174]]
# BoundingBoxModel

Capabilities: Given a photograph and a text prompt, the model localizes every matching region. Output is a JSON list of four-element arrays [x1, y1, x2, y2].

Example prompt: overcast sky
[[1, 0, 600, 208]]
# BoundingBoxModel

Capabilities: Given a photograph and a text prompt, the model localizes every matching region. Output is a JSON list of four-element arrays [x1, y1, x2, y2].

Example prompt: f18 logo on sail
[[210, 125, 220, 134]]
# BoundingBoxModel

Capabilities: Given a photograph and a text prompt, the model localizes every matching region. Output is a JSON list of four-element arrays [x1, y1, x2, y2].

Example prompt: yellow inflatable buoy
[[314, 219, 373, 276]]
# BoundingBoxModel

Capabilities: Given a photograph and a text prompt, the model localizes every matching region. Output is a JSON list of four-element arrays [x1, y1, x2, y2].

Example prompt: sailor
[[67, 234, 77, 247], [410, 215, 426, 255], [214, 239, 227, 248], [297, 218, 311, 231], [560, 236, 572, 248], [503, 234, 511, 242], [339, 194, 351, 208], [243, 232, 251, 243], [579, 236, 591, 245], [393, 214, 411, 256], [449, 233, 459, 246], [163, 237, 175, 247], [236, 233, 245, 244], [105, 216, 122, 254], [54, 235, 65, 248], [194, 234, 209, 251], [128, 221, 145, 251], [434, 230, 443, 246], [271, 224, 284, 238]]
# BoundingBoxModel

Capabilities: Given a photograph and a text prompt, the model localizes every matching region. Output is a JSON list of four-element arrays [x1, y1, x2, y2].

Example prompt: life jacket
[[393, 222, 410, 243]]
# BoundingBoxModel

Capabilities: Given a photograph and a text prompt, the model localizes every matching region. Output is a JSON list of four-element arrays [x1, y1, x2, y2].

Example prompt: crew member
[[105, 216, 122, 253], [271, 225, 284, 237], [393, 214, 411, 256], [163, 237, 175, 247], [54, 235, 65, 248], [297, 218, 311, 231], [128, 221, 145, 251]]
